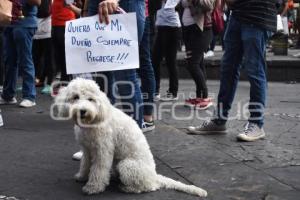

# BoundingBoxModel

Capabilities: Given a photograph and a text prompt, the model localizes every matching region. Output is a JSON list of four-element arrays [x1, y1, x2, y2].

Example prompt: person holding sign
[[86, 0, 145, 128], [71, 0, 146, 160], [181, 0, 215, 110], [0, 0, 41, 107]]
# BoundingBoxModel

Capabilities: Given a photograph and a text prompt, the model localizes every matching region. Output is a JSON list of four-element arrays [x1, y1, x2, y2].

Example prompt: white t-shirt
[[156, 3, 181, 27], [33, 16, 51, 40]]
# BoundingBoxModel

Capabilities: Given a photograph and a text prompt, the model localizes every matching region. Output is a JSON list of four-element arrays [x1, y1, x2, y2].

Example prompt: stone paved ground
[[0, 80, 299, 200]]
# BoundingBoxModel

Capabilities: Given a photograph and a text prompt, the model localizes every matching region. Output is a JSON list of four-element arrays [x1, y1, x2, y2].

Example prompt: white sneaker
[[0, 96, 17, 105], [293, 52, 300, 58], [154, 94, 161, 101], [205, 50, 214, 58], [72, 151, 83, 161], [0, 112, 3, 127], [237, 122, 265, 142], [19, 99, 36, 108], [160, 92, 178, 102]]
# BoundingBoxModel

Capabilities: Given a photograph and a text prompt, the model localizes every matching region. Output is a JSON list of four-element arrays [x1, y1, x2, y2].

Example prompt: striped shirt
[[231, 0, 277, 31]]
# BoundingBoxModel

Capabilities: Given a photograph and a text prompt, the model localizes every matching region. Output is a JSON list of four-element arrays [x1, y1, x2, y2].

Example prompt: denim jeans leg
[[2, 28, 18, 101], [14, 27, 36, 101], [241, 25, 269, 128], [111, 0, 145, 127], [119, 0, 145, 42], [138, 17, 156, 116], [216, 16, 243, 123], [114, 69, 143, 127]]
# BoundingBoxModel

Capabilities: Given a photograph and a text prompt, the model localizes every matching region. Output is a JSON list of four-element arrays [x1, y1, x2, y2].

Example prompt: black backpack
[[37, 0, 52, 18]]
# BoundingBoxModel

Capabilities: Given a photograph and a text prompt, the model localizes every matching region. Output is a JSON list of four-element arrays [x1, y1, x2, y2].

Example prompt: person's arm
[[281, 1, 289, 16], [81, 0, 89, 17], [98, 0, 119, 24], [67, 3, 82, 16], [26, 0, 41, 6]]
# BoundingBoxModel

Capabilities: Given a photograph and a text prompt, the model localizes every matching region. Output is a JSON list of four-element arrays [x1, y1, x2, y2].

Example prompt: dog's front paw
[[82, 183, 105, 195], [74, 173, 88, 182]]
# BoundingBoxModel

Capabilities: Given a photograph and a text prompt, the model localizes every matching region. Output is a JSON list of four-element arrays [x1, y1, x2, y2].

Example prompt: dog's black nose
[[80, 109, 86, 117]]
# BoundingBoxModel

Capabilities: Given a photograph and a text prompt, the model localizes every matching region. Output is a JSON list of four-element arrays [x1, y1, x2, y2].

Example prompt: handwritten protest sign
[[65, 13, 139, 74], [164, 0, 180, 9]]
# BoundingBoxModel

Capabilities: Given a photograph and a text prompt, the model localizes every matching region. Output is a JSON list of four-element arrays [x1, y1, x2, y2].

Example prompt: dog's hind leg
[[117, 159, 160, 193], [74, 147, 90, 182]]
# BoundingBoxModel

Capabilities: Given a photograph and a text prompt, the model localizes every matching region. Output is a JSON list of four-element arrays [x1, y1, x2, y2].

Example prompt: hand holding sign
[[98, 0, 119, 24], [164, 0, 180, 9]]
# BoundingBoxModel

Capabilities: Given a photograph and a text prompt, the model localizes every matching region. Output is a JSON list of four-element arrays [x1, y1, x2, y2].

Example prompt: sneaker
[[160, 92, 178, 102], [205, 50, 214, 58], [293, 52, 300, 58], [0, 111, 3, 127], [187, 120, 227, 135], [41, 85, 51, 94], [154, 93, 161, 101], [185, 98, 213, 110], [19, 99, 36, 108], [237, 122, 265, 142], [195, 98, 214, 110], [0, 96, 17, 105], [142, 121, 155, 133], [72, 151, 83, 161]]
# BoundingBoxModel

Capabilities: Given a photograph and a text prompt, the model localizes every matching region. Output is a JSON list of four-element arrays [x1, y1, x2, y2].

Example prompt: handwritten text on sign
[[164, 0, 180, 8], [65, 13, 139, 74]]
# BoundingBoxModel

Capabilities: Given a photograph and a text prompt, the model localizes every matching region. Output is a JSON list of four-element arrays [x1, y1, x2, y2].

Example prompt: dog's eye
[[73, 95, 79, 101], [88, 98, 95, 102]]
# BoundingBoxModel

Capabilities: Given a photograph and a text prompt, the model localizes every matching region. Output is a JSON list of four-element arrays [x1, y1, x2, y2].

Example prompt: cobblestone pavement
[[0, 80, 299, 200]]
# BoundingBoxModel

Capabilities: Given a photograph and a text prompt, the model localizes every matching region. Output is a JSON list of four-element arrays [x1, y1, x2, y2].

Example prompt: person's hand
[[98, 0, 119, 24]]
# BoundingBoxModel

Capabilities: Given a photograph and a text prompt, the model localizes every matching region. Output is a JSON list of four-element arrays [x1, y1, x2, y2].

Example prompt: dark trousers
[[32, 38, 54, 85], [0, 28, 4, 86], [52, 26, 70, 82], [152, 26, 180, 96], [183, 24, 212, 98]]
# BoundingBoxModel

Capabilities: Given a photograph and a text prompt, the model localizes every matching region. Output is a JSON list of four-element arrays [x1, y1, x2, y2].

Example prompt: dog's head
[[54, 78, 112, 127]]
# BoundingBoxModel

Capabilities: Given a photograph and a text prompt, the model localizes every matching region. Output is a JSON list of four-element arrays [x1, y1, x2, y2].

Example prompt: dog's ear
[[52, 87, 71, 120]]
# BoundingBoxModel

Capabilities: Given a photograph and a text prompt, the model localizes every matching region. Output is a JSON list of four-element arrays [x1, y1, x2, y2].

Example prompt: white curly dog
[[54, 78, 207, 197]]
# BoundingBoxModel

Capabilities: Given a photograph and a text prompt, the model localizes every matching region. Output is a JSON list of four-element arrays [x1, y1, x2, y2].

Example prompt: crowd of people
[[0, 0, 299, 144]]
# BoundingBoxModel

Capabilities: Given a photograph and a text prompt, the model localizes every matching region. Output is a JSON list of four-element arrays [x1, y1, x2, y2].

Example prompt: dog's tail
[[157, 174, 207, 197]]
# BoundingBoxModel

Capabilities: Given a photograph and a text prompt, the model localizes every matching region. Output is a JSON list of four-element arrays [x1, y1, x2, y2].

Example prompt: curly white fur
[[55, 78, 207, 197]]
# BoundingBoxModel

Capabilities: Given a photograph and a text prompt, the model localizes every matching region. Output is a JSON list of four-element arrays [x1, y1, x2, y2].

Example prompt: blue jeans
[[2, 27, 36, 101], [215, 16, 271, 128], [138, 17, 156, 116], [88, 0, 145, 127]]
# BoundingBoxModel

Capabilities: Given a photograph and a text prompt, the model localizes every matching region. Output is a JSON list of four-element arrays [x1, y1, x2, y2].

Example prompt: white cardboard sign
[[65, 13, 139, 74], [164, 0, 180, 9]]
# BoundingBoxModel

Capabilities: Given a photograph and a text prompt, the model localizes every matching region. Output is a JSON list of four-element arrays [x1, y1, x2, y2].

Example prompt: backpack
[[37, 0, 51, 18]]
